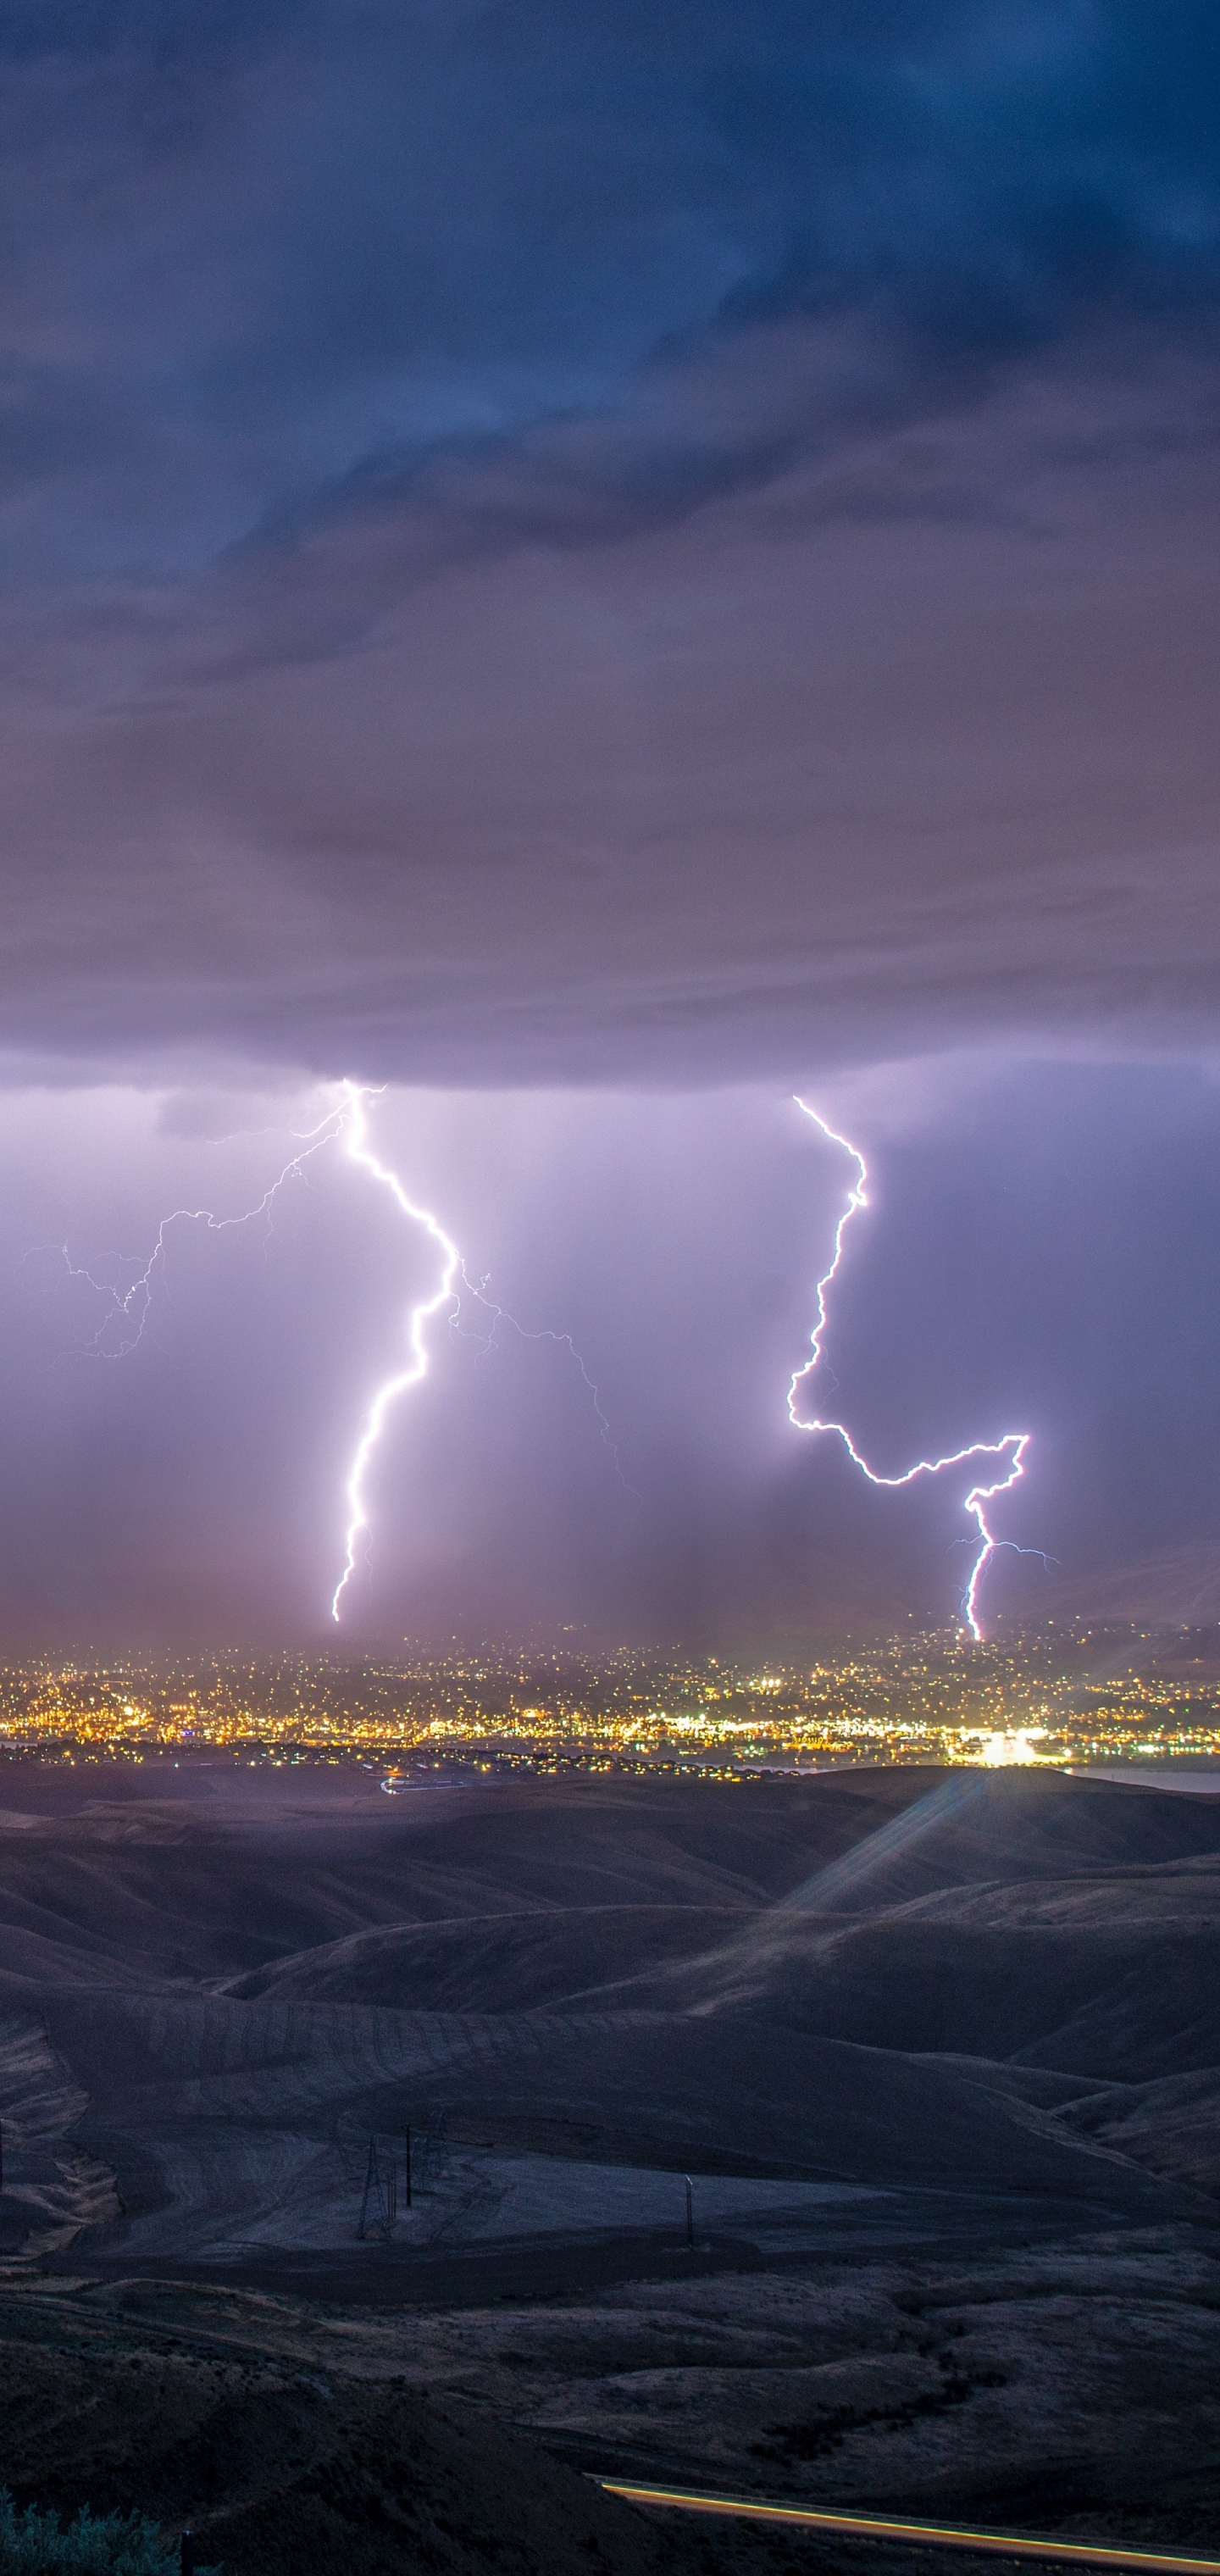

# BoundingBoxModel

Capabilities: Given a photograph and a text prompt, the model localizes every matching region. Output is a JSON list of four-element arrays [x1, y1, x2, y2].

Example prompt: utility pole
[[404, 2127, 412, 2207], [685, 2175, 694, 2249]]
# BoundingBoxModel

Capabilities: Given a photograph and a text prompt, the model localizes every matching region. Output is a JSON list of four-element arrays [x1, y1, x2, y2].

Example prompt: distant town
[[2, 1626, 1219, 1773]]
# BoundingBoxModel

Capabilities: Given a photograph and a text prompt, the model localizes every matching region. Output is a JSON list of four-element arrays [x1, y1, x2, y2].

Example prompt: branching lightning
[[787, 1097, 1035, 1638]]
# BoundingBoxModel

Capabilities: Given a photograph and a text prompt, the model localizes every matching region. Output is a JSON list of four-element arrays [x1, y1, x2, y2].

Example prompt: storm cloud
[[0, 0, 1215, 1086]]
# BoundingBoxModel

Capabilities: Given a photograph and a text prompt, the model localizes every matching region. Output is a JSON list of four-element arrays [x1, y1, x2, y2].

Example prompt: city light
[[0, 1630, 1216, 1775]]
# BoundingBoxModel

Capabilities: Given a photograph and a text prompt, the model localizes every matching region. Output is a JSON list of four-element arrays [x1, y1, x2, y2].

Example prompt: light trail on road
[[599, 2483, 1220, 2574]]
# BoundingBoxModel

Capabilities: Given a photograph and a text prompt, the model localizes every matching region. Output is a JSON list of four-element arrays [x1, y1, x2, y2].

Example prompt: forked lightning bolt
[[787, 1098, 1034, 1638]]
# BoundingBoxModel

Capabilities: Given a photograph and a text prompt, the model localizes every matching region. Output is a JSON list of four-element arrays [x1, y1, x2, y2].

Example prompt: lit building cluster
[[0, 1625, 1218, 1774]]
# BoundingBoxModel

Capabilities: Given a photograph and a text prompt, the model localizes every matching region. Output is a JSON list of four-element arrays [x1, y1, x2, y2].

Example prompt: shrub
[[0, 2492, 216, 2576]]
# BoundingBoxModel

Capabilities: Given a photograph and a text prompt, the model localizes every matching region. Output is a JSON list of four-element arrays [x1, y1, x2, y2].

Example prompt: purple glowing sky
[[3, 1062, 1217, 1649], [0, 1, 1217, 1647]]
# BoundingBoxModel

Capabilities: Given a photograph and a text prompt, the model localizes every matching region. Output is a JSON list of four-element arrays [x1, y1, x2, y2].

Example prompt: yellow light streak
[[598, 2484, 1220, 2574]]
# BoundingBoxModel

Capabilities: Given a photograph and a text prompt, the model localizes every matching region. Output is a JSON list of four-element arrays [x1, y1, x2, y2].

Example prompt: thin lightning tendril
[[787, 1096, 1037, 1639], [454, 1266, 631, 1491], [44, 1101, 347, 1359]]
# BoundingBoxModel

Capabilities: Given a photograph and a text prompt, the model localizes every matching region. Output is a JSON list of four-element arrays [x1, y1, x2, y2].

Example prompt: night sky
[[1, 2, 1218, 1649]]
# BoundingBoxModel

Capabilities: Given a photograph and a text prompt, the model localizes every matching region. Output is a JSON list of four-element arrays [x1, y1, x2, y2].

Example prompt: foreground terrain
[[3, 1759, 1220, 2570]]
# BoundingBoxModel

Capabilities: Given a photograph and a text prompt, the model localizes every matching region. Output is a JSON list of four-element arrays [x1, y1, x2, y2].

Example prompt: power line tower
[[416, 2107, 451, 2190], [358, 2135, 397, 2240]]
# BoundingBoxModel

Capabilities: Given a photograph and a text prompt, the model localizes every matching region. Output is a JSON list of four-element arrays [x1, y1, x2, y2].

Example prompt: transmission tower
[[416, 2107, 451, 2189], [358, 2135, 397, 2240]]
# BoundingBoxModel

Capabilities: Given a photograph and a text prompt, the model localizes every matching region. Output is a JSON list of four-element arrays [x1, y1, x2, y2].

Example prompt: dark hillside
[[3, 1763, 1220, 2549], [0, 1763, 1217, 2274]]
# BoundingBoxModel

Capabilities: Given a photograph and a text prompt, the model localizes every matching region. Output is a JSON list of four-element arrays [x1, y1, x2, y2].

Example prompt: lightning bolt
[[330, 1082, 462, 1620], [787, 1097, 1036, 1639], [330, 1087, 630, 1614]]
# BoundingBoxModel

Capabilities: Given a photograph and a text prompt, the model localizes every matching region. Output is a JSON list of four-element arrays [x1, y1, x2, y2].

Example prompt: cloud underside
[[0, 1, 1216, 1085], [8, 375, 1218, 1091]]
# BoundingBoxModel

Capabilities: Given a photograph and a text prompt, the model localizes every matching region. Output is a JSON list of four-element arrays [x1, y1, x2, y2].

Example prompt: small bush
[[0, 2491, 215, 2576]]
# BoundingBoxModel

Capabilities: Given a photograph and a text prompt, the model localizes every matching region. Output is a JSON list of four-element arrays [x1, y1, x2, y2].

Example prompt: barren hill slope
[[1, 1761, 1219, 2278]]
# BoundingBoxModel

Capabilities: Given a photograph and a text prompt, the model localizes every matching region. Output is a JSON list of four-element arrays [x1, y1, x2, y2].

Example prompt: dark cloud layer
[[0, 0, 1216, 1084]]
